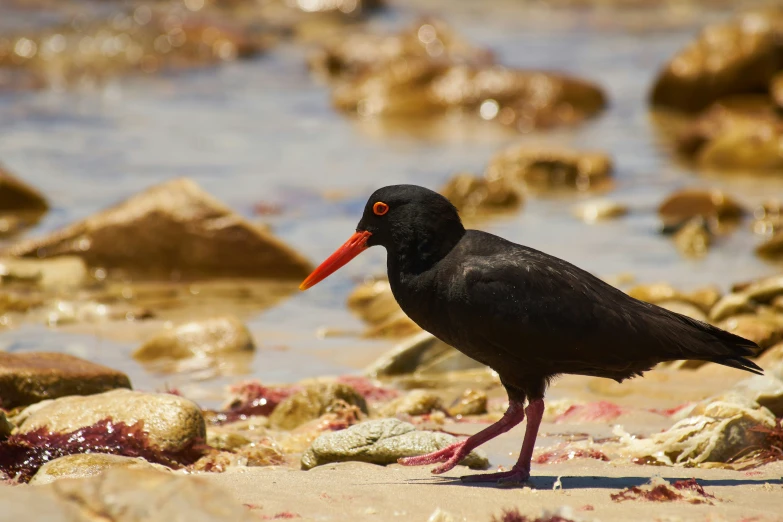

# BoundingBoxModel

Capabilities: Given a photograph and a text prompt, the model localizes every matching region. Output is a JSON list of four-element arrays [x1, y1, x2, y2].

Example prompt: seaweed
[[553, 401, 623, 423], [260, 513, 301, 520], [335, 376, 399, 402], [534, 445, 609, 464], [731, 417, 783, 469], [490, 508, 577, 522], [207, 381, 298, 424], [0, 418, 207, 483], [610, 478, 714, 504]]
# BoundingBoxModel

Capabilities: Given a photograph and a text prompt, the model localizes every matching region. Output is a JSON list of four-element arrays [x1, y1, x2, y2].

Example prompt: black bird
[[299, 184, 762, 484]]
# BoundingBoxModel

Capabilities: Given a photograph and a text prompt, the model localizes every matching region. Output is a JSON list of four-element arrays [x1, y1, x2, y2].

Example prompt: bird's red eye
[[373, 201, 389, 216]]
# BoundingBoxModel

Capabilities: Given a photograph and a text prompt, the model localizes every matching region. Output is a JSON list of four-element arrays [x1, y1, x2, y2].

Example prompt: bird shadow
[[399, 474, 783, 490]]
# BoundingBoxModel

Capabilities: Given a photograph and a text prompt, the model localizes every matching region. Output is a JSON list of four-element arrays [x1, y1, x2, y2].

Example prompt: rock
[[0, 290, 43, 315], [751, 200, 783, 236], [673, 217, 711, 259], [718, 314, 783, 350], [206, 429, 252, 451], [4, 178, 313, 281], [739, 275, 783, 303], [332, 61, 605, 131], [0, 352, 131, 410], [709, 293, 756, 322], [447, 389, 488, 417], [29, 454, 171, 485], [757, 342, 783, 369], [572, 199, 628, 223], [365, 331, 485, 378], [757, 231, 783, 259], [657, 300, 708, 322], [269, 383, 368, 431], [377, 389, 443, 417], [650, 10, 782, 112], [133, 316, 255, 365], [439, 173, 523, 217], [308, 18, 494, 80], [486, 146, 613, 192], [0, 467, 258, 522], [676, 99, 783, 170], [627, 283, 721, 313], [0, 165, 48, 213], [658, 188, 745, 228], [301, 418, 488, 470], [346, 277, 421, 338], [0, 257, 87, 289], [617, 398, 775, 466], [14, 389, 205, 452], [731, 375, 783, 416]]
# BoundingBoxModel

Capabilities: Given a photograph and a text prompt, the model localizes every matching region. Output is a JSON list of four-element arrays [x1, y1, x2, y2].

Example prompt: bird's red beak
[[299, 230, 372, 290]]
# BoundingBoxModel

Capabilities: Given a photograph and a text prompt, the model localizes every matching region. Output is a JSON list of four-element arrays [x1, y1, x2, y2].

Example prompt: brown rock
[[447, 389, 488, 417], [0, 165, 48, 212], [439, 173, 523, 217], [4, 178, 313, 281], [0, 467, 257, 522], [673, 217, 711, 259], [269, 383, 368, 431], [377, 389, 443, 417], [650, 10, 782, 112], [676, 99, 783, 170], [347, 277, 420, 338], [30, 454, 172, 485], [757, 230, 783, 259], [627, 283, 721, 313], [719, 314, 783, 350], [657, 300, 708, 323], [14, 389, 205, 452], [0, 410, 12, 439], [486, 146, 612, 192], [658, 188, 745, 228], [133, 316, 255, 363], [572, 199, 628, 223], [751, 200, 783, 236], [0, 352, 131, 409]]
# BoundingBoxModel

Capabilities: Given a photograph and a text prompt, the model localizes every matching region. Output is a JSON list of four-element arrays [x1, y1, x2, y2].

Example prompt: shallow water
[[1, 0, 782, 402]]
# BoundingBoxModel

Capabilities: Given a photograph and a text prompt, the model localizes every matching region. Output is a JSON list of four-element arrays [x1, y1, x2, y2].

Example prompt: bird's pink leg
[[460, 398, 545, 484], [397, 400, 526, 474]]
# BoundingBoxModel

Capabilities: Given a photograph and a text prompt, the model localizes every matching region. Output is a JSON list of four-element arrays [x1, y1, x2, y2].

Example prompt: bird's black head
[[300, 184, 465, 290]]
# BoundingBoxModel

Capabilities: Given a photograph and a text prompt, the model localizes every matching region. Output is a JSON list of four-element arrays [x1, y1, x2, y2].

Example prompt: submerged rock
[[0, 257, 87, 289], [269, 383, 368, 430], [439, 173, 523, 217], [0, 467, 257, 522], [365, 331, 485, 378], [29, 453, 171, 485], [757, 231, 783, 259], [752, 200, 783, 236], [4, 178, 313, 281], [0, 165, 48, 213], [673, 217, 712, 259], [486, 146, 613, 192], [13, 389, 205, 452], [676, 99, 783, 170], [301, 418, 488, 470], [572, 199, 628, 223], [650, 9, 782, 112], [0, 352, 131, 410], [133, 316, 255, 366], [346, 277, 419, 338], [658, 188, 744, 229], [617, 398, 775, 466], [309, 18, 494, 80]]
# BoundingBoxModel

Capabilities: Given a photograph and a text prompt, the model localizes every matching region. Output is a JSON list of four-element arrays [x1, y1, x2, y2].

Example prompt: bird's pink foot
[[397, 441, 466, 470], [460, 467, 530, 485]]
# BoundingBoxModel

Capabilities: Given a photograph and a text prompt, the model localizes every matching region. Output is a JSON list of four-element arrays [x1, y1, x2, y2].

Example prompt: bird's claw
[[397, 441, 467, 472]]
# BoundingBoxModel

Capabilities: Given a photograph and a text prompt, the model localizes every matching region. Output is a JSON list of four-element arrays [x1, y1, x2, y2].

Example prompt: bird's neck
[[387, 222, 465, 276]]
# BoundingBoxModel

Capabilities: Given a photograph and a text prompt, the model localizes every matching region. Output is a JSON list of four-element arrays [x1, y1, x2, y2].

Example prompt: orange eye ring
[[373, 201, 389, 216]]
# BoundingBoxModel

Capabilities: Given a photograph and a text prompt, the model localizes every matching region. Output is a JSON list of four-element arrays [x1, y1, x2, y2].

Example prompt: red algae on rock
[[533, 444, 609, 465], [208, 380, 298, 424], [610, 478, 715, 504], [739, 417, 783, 468], [0, 418, 207, 483], [335, 375, 400, 402]]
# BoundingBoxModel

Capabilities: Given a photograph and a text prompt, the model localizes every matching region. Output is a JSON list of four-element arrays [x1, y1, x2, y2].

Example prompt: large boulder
[[14, 389, 205, 452], [0, 352, 131, 410], [301, 418, 489, 470], [0, 467, 257, 522], [650, 9, 783, 112], [4, 178, 313, 281], [29, 453, 172, 485]]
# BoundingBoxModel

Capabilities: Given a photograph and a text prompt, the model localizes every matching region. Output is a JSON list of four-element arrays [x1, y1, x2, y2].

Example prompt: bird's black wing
[[448, 232, 760, 379]]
